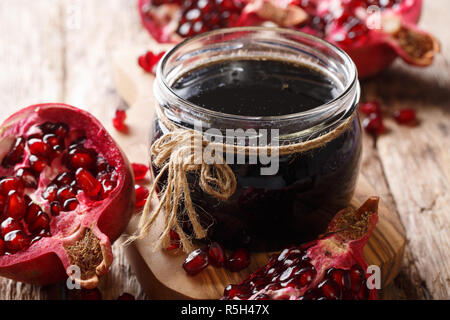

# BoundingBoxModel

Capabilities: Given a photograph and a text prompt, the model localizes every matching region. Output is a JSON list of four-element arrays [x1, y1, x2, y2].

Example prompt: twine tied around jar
[[126, 107, 356, 252]]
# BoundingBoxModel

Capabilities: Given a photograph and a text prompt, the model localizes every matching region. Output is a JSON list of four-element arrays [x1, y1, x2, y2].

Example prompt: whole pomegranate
[[139, 0, 439, 77], [222, 197, 379, 300], [0, 104, 134, 288]]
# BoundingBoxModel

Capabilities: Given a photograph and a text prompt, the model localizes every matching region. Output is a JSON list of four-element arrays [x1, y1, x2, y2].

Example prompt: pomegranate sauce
[[151, 58, 362, 251]]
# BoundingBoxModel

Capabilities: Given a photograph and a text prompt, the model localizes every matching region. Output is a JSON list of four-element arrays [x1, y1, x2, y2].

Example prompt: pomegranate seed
[[54, 172, 75, 187], [16, 168, 38, 188], [138, 51, 165, 74], [296, 267, 317, 287], [208, 242, 226, 267], [28, 211, 50, 234], [363, 113, 386, 136], [223, 284, 246, 299], [50, 201, 61, 216], [43, 185, 58, 202], [4, 230, 29, 253], [394, 108, 417, 125], [318, 279, 342, 300], [0, 239, 5, 255], [226, 248, 250, 272], [349, 265, 365, 293], [4, 191, 27, 220], [43, 134, 64, 152], [27, 138, 51, 157], [25, 202, 43, 224], [0, 177, 24, 195], [113, 109, 128, 133], [359, 101, 381, 115], [53, 122, 69, 138], [327, 268, 351, 290], [135, 185, 149, 208], [117, 293, 135, 300], [1, 137, 25, 168], [63, 198, 78, 211], [67, 147, 96, 170], [1, 217, 23, 237], [76, 168, 102, 197], [131, 163, 149, 181], [29, 155, 47, 173], [57, 186, 77, 203], [183, 248, 209, 275], [166, 229, 181, 250], [80, 288, 102, 300]]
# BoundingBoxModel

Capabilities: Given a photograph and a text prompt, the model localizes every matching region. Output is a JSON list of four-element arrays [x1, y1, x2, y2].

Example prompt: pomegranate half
[[222, 197, 379, 300], [139, 0, 440, 78], [0, 104, 134, 288]]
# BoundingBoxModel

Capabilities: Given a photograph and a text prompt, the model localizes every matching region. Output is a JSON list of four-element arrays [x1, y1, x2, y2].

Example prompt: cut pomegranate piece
[[131, 163, 149, 181], [222, 198, 379, 300], [139, 0, 439, 78], [135, 184, 149, 208], [0, 104, 134, 288], [208, 242, 226, 268], [183, 248, 209, 275], [226, 248, 250, 272]]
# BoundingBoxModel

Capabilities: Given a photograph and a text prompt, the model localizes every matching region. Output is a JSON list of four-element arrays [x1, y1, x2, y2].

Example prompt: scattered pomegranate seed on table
[[131, 163, 149, 181], [135, 184, 149, 208], [394, 108, 417, 125], [138, 51, 166, 74], [113, 109, 128, 133], [183, 248, 209, 275], [226, 248, 250, 272], [207, 242, 226, 268], [359, 101, 381, 116], [363, 113, 386, 137]]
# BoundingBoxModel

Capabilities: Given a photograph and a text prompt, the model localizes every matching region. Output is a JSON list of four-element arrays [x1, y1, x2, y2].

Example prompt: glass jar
[[152, 27, 361, 251]]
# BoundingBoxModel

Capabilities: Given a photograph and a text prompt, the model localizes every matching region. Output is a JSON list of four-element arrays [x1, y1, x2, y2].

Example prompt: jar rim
[[155, 26, 358, 123]]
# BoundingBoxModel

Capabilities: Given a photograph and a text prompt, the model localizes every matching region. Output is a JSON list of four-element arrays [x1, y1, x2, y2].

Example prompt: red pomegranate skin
[[0, 104, 135, 288], [139, 0, 438, 78], [222, 197, 380, 300]]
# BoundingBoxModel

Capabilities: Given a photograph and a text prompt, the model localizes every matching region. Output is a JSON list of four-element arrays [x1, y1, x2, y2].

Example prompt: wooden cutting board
[[109, 46, 406, 300]]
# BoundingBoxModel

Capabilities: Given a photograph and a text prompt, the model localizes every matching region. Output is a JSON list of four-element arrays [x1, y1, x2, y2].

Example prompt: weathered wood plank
[[0, 0, 64, 300], [361, 0, 450, 299]]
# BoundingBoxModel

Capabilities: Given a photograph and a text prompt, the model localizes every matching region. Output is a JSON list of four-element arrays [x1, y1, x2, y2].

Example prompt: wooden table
[[0, 0, 448, 300]]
